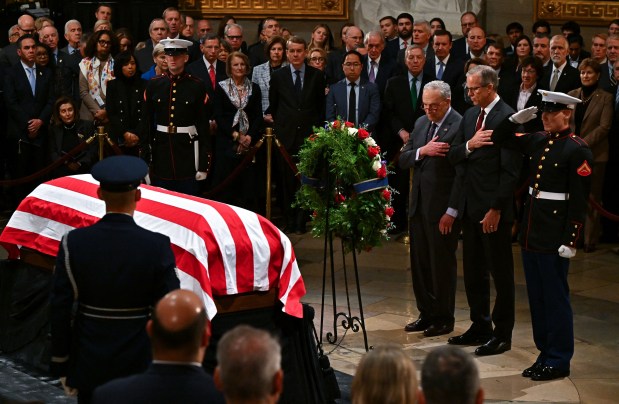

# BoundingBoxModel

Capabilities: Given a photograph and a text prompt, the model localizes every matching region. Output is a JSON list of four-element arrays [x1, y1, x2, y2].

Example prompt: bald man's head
[[148, 289, 209, 361]]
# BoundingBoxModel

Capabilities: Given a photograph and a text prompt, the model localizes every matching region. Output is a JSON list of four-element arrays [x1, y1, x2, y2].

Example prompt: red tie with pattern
[[209, 65, 216, 90]]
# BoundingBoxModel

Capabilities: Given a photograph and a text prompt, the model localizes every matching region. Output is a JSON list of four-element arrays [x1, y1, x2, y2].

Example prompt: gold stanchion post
[[97, 126, 106, 161], [265, 127, 274, 220]]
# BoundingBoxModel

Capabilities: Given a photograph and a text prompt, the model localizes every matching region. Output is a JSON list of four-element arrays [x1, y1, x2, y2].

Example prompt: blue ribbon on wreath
[[301, 175, 325, 188], [352, 177, 389, 194]]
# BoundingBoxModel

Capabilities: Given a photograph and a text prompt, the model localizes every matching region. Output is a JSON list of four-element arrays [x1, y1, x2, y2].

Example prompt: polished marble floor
[[290, 232, 619, 404]]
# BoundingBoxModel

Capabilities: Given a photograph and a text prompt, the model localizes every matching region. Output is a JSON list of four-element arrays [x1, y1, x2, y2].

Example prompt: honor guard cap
[[160, 38, 193, 56], [92, 156, 149, 192], [538, 90, 582, 112]]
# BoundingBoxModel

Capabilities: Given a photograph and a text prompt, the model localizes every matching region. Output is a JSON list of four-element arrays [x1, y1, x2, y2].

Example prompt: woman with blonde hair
[[308, 23, 334, 52], [351, 344, 418, 404]]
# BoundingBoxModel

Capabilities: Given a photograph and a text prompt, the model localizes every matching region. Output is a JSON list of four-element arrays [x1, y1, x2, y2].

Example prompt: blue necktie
[[27, 67, 36, 95], [437, 62, 445, 80]]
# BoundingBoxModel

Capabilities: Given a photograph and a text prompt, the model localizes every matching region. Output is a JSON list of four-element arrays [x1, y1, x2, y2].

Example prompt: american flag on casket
[[0, 174, 306, 320]]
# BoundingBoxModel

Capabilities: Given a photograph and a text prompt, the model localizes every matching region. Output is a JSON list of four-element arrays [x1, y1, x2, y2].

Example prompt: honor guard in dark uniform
[[50, 156, 180, 403], [142, 38, 211, 196], [492, 90, 593, 381]]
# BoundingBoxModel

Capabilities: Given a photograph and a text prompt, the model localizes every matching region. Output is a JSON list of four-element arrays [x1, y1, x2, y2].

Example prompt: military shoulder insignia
[[577, 161, 592, 176]]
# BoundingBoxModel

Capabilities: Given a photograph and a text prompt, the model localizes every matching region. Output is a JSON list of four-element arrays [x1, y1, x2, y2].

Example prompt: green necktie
[[410, 76, 418, 110]]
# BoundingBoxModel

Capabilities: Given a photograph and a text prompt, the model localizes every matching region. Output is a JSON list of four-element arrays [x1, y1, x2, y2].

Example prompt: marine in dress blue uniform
[[142, 38, 211, 195], [492, 90, 593, 381], [50, 156, 180, 402]]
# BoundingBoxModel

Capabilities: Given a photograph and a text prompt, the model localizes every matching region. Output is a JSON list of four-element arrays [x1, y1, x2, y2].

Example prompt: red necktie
[[475, 109, 485, 132], [209, 65, 216, 90]]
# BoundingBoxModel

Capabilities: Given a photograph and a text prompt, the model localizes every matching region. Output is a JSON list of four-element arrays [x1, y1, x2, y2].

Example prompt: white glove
[[144, 173, 151, 185], [558, 245, 577, 259], [60, 377, 78, 397], [509, 106, 538, 124], [195, 171, 207, 181]]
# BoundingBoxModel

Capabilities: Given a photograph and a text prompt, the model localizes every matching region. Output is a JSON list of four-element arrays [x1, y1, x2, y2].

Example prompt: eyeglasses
[[310, 57, 325, 62], [343, 62, 362, 68], [98, 40, 112, 46], [423, 101, 445, 110], [226, 35, 242, 40], [465, 85, 486, 93]]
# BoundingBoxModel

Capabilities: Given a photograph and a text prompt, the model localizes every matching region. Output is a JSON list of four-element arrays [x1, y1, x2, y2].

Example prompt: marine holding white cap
[[141, 37, 211, 196], [491, 89, 593, 381]]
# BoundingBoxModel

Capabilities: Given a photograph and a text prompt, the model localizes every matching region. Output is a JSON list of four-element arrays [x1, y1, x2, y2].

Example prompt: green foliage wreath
[[295, 118, 394, 253]]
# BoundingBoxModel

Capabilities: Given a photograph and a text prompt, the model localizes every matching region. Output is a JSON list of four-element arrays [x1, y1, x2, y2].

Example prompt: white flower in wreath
[[347, 127, 358, 137], [363, 137, 377, 147], [372, 159, 382, 171]]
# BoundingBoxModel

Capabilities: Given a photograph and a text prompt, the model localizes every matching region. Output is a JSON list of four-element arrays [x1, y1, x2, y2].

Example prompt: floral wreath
[[295, 118, 394, 253]]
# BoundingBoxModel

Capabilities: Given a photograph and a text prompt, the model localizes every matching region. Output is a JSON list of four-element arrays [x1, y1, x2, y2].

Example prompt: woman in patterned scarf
[[213, 51, 264, 211], [78, 30, 119, 125]]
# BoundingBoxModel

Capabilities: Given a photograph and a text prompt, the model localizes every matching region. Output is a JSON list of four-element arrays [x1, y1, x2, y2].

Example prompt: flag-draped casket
[[0, 174, 306, 320]]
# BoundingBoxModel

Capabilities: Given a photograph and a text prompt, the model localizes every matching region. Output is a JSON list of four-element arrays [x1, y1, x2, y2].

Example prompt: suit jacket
[[361, 55, 397, 97], [92, 363, 225, 404], [3, 62, 54, 146], [423, 55, 464, 89], [54, 50, 81, 104], [250, 61, 288, 114], [568, 87, 614, 162], [400, 109, 463, 220], [597, 61, 616, 94], [326, 79, 381, 132], [269, 64, 326, 154], [450, 37, 467, 60], [540, 63, 581, 93], [248, 40, 267, 68], [326, 48, 346, 85], [383, 72, 433, 157], [0, 43, 19, 67], [186, 58, 227, 119], [395, 45, 435, 75], [449, 98, 522, 222], [50, 214, 180, 392], [384, 38, 401, 62], [135, 40, 155, 73]]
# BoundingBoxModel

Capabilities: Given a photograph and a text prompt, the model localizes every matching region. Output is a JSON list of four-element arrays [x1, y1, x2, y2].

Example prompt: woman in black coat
[[49, 96, 96, 178], [106, 51, 145, 156], [213, 51, 264, 211]]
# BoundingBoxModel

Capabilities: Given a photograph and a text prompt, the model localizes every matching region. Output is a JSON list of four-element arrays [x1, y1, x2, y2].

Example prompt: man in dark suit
[[3, 34, 55, 201], [400, 80, 463, 337], [567, 34, 591, 68], [269, 36, 325, 233], [540, 35, 580, 93], [484, 43, 515, 100], [396, 20, 435, 75], [326, 25, 363, 84], [92, 289, 224, 404], [424, 30, 464, 89], [186, 33, 227, 130], [447, 65, 520, 356], [598, 35, 619, 92], [0, 14, 35, 67], [50, 156, 180, 402], [361, 31, 397, 97], [326, 50, 381, 132], [247, 17, 280, 68], [39, 25, 80, 103], [136, 18, 169, 73], [451, 12, 478, 60], [61, 19, 82, 55], [384, 45, 434, 234], [503, 22, 524, 57], [384, 13, 414, 63]]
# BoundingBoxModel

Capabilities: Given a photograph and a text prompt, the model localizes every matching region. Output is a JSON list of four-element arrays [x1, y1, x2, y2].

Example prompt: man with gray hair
[[135, 18, 169, 73], [62, 19, 82, 55], [448, 65, 520, 356], [215, 325, 283, 404], [224, 23, 246, 53], [362, 31, 397, 95], [400, 80, 462, 336], [419, 345, 484, 404]]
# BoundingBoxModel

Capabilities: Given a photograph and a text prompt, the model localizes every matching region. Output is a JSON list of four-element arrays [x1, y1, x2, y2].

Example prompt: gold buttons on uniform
[[538, 165, 542, 169], [541, 156, 545, 160], [549, 140, 554, 145], [171, 106, 175, 110], [555, 163, 558, 167], [544, 148, 549, 152], [536, 174, 540, 178], [534, 183, 539, 188], [553, 210, 557, 214], [172, 98, 176, 101]]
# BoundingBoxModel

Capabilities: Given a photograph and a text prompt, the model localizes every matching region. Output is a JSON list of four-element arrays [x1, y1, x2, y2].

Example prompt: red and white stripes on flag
[[0, 174, 306, 320]]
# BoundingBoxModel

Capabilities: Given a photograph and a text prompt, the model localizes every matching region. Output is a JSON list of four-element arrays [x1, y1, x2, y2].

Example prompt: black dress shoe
[[447, 330, 492, 345], [404, 318, 431, 332], [531, 366, 570, 381], [423, 323, 454, 337], [474, 337, 511, 356], [522, 362, 544, 378]]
